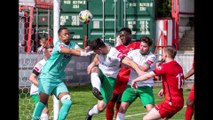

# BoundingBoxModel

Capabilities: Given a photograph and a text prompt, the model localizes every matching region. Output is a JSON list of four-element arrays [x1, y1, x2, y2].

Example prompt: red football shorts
[[155, 100, 184, 118], [113, 80, 128, 94], [188, 84, 194, 101]]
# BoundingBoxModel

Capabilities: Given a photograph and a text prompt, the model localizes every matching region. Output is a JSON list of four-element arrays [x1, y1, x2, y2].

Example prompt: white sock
[[40, 113, 48, 120], [91, 73, 101, 91], [88, 104, 99, 116], [116, 112, 125, 120], [53, 95, 60, 120]]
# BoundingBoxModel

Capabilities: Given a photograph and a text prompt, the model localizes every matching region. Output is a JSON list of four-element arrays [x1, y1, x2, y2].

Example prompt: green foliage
[[156, 0, 172, 18]]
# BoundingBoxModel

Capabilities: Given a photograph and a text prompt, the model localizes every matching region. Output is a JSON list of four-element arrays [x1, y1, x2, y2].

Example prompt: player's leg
[[53, 95, 60, 120], [54, 82, 72, 120], [116, 86, 137, 120], [185, 84, 194, 120], [86, 72, 116, 120], [115, 93, 122, 118], [32, 92, 49, 120], [106, 93, 119, 120], [40, 107, 49, 120], [90, 66, 103, 100], [32, 78, 53, 120], [31, 94, 49, 120], [138, 86, 155, 112], [114, 81, 128, 119], [143, 107, 161, 120]]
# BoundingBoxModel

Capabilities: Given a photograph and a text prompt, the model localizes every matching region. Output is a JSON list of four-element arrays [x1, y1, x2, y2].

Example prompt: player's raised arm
[[121, 56, 143, 76], [29, 73, 39, 87], [131, 71, 155, 89]]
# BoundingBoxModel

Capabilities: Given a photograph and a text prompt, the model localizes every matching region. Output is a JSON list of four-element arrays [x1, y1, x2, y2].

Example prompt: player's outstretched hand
[[158, 89, 164, 98], [131, 80, 138, 92]]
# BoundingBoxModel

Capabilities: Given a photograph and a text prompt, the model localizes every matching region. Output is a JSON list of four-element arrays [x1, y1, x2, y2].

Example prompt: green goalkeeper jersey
[[39, 40, 79, 81]]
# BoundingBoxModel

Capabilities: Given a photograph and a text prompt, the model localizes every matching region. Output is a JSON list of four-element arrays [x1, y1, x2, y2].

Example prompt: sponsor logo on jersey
[[157, 66, 162, 70], [146, 60, 153, 66], [59, 44, 64, 48]]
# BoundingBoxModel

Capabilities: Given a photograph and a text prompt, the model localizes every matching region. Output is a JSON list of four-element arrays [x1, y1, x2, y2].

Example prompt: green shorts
[[99, 69, 116, 104], [31, 94, 48, 107], [121, 85, 155, 107], [38, 78, 69, 97]]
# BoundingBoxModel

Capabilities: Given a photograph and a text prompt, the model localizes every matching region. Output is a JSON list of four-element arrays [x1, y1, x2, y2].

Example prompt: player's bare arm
[[29, 73, 39, 87], [184, 67, 194, 79], [60, 47, 93, 56], [139, 63, 149, 72], [87, 54, 99, 74], [157, 89, 164, 97], [121, 56, 143, 76], [131, 71, 155, 89]]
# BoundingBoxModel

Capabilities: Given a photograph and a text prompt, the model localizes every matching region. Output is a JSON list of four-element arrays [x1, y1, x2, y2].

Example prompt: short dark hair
[[139, 36, 153, 46], [164, 46, 177, 59], [89, 38, 106, 50], [119, 27, 132, 35], [58, 27, 68, 35]]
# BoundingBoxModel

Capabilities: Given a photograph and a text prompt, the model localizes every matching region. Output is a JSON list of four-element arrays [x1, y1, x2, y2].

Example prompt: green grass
[[19, 85, 193, 120]]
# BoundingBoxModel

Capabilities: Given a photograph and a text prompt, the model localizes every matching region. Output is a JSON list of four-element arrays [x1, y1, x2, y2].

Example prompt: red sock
[[185, 105, 194, 120], [115, 103, 121, 118], [106, 101, 115, 120]]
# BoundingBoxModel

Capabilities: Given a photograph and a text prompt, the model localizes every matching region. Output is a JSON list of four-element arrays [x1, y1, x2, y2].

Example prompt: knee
[[61, 94, 72, 107], [91, 67, 98, 73], [42, 107, 49, 114], [118, 104, 127, 113], [186, 99, 194, 106]]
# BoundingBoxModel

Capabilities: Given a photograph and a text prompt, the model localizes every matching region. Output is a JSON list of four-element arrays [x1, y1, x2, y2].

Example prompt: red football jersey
[[115, 42, 141, 82], [154, 60, 184, 104]]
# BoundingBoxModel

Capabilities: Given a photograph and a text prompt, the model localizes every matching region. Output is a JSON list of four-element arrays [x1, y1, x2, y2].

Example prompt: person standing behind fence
[[29, 44, 54, 120], [130, 46, 184, 120], [184, 61, 195, 120], [116, 36, 156, 120], [31, 27, 94, 120], [37, 37, 49, 54]]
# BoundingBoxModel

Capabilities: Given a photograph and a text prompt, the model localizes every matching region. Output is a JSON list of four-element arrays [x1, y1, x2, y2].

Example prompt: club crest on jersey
[[59, 44, 65, 48], [157, 66, 162, 70], [117, 53, 123, 59], [146, 60, 153, 66]]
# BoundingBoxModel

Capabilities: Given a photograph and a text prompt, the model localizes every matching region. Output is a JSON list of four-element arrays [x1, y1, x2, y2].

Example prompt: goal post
[[19, 0, 60, 119]]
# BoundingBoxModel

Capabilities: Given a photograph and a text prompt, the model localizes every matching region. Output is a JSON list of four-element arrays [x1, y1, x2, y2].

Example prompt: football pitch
[[19, 84, 193, 120]]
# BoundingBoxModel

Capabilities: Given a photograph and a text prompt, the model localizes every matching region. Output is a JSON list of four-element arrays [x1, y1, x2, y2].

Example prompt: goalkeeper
[[31, 27, 94, 120]]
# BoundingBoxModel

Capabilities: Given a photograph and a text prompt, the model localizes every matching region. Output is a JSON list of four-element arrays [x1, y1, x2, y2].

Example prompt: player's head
[[139, 36, 153, 55], [119, 27, 132, 46], [39, 37, 48, 47], [44, 44, 53, 59], [89, 38, 107, 55], [58, 27, 70, 43], [162, 46, 177, 60]]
